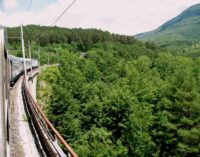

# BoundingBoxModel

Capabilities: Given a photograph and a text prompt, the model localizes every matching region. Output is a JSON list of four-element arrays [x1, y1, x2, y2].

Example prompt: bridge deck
[[10, 76, 44, 157]]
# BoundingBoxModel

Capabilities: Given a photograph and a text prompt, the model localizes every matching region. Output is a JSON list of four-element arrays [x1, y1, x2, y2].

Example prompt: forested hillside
[[7, 25, 144, 64], [7, 24, 200, 156], [35, 37, 200, 156], [136, 3, 200, 58]]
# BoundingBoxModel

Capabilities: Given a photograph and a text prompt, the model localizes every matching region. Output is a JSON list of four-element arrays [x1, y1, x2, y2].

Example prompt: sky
[[0, 0, 200, 35]]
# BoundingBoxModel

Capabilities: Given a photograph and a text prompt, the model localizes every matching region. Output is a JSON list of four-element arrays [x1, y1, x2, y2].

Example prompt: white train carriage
[[8, 55, 39, 84], [25, 59, 32, 70], [32, 59, 38, 68], [8, 55, 23, 83]]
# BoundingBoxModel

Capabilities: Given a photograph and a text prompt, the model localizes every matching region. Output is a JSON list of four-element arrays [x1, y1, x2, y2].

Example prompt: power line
[[51, 0, 77, 26], [28, 0, 77, 43], [27, 0, 33, 11]]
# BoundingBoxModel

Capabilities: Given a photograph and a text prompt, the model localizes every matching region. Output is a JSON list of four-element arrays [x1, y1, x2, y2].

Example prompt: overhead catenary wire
[[5, 0, 33, 47], [4, 0, 78, 155], [36, 0, 77, 65], [7, 0, 77, 55], [6, 0, 33, 39], [28, 0, 77, 42], [27, 0, 33, 11], [6, 0, 33, 41], [51, 0, 77, 26]]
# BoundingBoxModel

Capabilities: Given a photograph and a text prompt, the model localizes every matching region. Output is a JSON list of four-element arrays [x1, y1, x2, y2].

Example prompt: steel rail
[[22, 76, 78, 157]]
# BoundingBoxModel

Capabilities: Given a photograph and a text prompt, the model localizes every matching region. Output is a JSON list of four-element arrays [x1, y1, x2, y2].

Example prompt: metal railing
[[22, 75, 78, 157]]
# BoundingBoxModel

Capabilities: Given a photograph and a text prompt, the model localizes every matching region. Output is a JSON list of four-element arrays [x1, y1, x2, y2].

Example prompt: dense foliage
[[7, 25, 152, 68], [38, 41, 200, 156], [9, 24, 199, 156], [7, 25, 142, 65], [7, 25, 139, 48]]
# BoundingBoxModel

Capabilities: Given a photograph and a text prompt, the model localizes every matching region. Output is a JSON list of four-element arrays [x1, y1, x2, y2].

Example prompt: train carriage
[[32, 59, 38, 68], [8, 55, 38, 84], [8, 55, 23, 84], [25, 59, 32, 70]]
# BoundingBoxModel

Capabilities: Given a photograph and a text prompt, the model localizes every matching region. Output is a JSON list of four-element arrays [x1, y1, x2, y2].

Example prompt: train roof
[[32, 59, 38, 62], [8, 55, 23, 62], [8, 55, 32, 62]]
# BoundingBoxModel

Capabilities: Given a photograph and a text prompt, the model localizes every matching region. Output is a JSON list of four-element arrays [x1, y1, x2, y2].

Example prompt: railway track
[[0, 27, 78, 157], [21, 73, 78, 157], [10, 76, 43, 157]]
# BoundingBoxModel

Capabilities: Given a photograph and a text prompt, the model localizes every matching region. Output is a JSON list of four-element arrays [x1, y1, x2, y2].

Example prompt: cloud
[[2, 0, 18, 10], [1, 0, 200, 35]]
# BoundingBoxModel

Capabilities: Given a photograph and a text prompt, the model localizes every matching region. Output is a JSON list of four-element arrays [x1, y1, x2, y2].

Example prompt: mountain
[[135, 3, 200, 55]]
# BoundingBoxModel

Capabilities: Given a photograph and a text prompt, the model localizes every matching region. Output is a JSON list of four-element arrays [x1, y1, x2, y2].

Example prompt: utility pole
[[57, 51, 59, 65], [37, 48, 40, 68], [48, 51, 50, 65], [21, 25, 27, 82], [28, 41, 32, 76]]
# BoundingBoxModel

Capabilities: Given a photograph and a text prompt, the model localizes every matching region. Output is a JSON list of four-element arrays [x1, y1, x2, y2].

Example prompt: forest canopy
[[9, 25, 200, 157], [37, 40, 200, 156]]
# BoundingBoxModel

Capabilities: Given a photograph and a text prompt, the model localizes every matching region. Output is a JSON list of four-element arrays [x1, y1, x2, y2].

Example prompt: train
[[8, 54, 38, 84], [0, 28, 77, 157], [0, 52, 39, 156]]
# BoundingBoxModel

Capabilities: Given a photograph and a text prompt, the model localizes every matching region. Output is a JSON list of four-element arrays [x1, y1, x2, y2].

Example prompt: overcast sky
[[0, 0, 200, 35]]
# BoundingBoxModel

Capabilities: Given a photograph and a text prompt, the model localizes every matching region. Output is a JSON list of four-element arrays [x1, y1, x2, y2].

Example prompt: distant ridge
[[159, 3, 200, 31], [135, 3, 200, 54]]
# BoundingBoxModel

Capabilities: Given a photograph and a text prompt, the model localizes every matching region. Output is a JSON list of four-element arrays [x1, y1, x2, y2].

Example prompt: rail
[[22, 74, 78, 157]]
